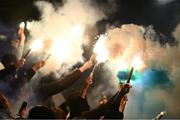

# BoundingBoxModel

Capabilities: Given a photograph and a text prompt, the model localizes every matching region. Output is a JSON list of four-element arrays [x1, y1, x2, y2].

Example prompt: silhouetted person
[[28, 105, 56, 119], [34, 61, 93, 107], [81, 83, 132, 119], [59, 75, 92, 119]]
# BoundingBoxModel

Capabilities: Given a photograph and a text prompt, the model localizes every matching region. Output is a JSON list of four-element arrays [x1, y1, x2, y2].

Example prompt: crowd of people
[[0, 25, 132, 119]]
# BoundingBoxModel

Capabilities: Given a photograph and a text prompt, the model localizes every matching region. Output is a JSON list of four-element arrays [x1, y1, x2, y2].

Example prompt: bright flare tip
[[30, 38, 44, 52], [19, 22, 25, 28]]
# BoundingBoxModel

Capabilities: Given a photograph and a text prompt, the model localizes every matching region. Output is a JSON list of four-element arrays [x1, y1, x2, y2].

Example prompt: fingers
[[86, 75, 93, 85], [15, 59, 25, 68], [124, 83, 132, 89], [32, 60, 46, 71], [79, 60, 93, 72]]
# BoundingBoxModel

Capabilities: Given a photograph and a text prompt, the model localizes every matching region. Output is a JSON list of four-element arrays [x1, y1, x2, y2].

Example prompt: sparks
[[93, 35, 109, 63], [132, 54, 144, 70]]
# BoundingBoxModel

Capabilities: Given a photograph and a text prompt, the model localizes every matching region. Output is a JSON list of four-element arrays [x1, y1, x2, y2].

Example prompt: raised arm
[[39, 61, 93, 98], [81, 75, 93, 99]]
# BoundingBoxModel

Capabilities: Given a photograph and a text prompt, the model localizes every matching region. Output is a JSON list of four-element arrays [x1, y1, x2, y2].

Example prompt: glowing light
[[71, 25, 83, 37], [117, 61, 128, 70], [30, 38, 44, 52], [26, 21, 32, 30], [50, 40, 69, 58], [160, 111, 166, 115], [19, 22, 25, 28], [94, 35, 109, 63], [132, 55, 144, 70]]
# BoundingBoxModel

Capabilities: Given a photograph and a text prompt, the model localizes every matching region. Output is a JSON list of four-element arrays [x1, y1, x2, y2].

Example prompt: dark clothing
[[0, 67, 36, 108], [59, 95, 89, 119], [0, 109, 13, 119], [82, 87, 128, 119], [34, 69, 82, 107], [0, 65, 16, 79]]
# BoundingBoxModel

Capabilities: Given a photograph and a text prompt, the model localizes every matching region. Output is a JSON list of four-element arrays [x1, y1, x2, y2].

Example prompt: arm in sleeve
[[40, 69, 82, 97], [0, 65, 16, 79]]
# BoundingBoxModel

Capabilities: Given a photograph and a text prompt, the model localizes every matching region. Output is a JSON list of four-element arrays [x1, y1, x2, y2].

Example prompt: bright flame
[[19, 22, 25, 28], [118, 61, 128, 70], [132, 55, 144, 70], [71, 25, 83, 37], [160, 111, 166, 115], [94, 35, 109, 63], [50, 40, 69, 58], [26, 21, 32, 30], [30, 38, 44, 52]]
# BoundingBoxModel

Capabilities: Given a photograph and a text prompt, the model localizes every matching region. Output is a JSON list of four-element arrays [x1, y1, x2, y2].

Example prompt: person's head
[[52, 107, 66, 119], [1, 53, 17, 68], [28, 105, 56, 119]]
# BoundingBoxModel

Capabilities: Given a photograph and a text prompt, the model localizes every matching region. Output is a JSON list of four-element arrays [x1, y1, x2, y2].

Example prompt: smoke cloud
[[11, 0, 106, 113], [87, 24, 180, 118], [27, 0, 105, 73]]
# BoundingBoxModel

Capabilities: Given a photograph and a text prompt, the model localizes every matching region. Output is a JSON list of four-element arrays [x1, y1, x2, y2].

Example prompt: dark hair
[[28, 105, 56, 119], [1, 53, 17, 68]]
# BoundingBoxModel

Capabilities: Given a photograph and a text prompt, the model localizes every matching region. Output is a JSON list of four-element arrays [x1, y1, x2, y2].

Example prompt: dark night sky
[[0, 0, 180, 37]]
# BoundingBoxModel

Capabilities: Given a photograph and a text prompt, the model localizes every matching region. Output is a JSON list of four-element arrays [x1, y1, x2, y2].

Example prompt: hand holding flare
[[90, 35, 110, 76], [23, 38, 44, 59], [127, 55, 144, 83]]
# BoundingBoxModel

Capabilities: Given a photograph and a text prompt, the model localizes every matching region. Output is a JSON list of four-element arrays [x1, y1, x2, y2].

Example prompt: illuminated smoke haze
[[27, 0, 105, 74], [87, 24, 180, 118]]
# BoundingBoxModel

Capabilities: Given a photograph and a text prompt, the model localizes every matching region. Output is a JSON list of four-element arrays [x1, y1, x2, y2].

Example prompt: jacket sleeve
[[82, 87, 128, 119], [103, 87, 128, 119], [0, 65, 16, 79], [39, 69, 82, 98]]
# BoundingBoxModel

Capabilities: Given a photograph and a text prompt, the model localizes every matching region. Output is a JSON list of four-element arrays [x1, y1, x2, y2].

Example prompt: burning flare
[[19, 22, 25, 28], [93, 35, 109, 63], [132, 54, 144, 70], [26, 21, 32, 30], [30, 38, 44, 52]]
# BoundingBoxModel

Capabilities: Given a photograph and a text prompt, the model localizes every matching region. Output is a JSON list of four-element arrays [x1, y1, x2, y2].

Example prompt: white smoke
[[87, 24, 180, 118], [27, 0, 105, 73], [100, 24, 180, 83]]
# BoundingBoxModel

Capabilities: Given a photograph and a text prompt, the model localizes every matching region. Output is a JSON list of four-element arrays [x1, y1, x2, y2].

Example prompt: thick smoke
[[89, 24, 180, 118], [12, 0, 106, 113], [27, 0, 105, 73]]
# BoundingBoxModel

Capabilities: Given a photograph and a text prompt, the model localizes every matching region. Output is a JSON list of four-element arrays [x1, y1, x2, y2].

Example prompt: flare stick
[[127, 67, 134, 83]]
